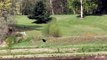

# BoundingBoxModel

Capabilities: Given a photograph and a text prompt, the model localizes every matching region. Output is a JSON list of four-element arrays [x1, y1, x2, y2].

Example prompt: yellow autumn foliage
[[0, 0, 11, 16]]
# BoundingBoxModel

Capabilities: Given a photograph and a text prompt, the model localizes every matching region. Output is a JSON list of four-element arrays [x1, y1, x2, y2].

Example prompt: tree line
[[0, 0, 106, 16], [19, 0, 107, 15]]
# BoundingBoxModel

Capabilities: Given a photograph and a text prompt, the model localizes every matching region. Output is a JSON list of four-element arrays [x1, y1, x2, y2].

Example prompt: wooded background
[[0, 0, 107, 15]]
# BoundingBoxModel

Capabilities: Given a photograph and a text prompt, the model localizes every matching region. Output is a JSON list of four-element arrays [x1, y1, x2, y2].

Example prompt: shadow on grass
[[16, 25, 43, 31], [76, 14, 103, 18]]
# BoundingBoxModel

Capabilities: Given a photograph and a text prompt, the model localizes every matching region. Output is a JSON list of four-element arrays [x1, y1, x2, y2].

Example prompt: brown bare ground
[[47, 35, 107, 44], [1, 55, 107, 60]]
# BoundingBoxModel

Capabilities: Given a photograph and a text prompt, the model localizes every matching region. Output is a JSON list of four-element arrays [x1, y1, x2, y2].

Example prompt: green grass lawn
[[56, 15, 107, 36], [13, 15, 107, 49], [16, 15, 107, 36]]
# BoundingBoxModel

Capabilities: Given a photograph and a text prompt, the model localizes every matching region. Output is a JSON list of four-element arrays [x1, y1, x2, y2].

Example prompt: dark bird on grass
[[42, 39, 47, 42]]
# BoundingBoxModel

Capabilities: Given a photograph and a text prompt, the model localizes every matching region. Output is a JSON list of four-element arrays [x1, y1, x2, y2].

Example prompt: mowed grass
[[15, 15, 45, 37], [16, 15, 107, 36], [14, 15, 107, 49], [55, 15, 107, 36]]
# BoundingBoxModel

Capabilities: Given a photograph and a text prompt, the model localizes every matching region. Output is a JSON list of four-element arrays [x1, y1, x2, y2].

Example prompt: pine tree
[[28, 0, 52, 23]]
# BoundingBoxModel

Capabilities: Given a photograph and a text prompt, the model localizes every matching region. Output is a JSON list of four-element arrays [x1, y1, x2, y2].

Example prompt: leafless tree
[[0, 9, 16, 44]]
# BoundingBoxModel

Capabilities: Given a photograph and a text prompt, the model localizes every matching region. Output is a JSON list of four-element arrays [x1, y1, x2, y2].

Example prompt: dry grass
[[46, 35, 107, 45]]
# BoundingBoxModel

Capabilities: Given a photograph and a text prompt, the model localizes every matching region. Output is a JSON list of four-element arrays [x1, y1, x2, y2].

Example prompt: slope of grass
[[16, 15, 107, 36], [14, 15, 107, 48], [15, 15, 45, 37], [54, 15, 107, 36]]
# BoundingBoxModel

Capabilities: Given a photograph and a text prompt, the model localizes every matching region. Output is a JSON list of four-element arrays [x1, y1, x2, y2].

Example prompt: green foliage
[[43, 18, 61, 37], [78, 45, 107, 53], [5, 36, 16, 49], [67, 0, 80, 14], [67, 0, 98, 15], [21, 0, 36, 15], [83, 0, 98, 15], [28, 0, 52, 23]]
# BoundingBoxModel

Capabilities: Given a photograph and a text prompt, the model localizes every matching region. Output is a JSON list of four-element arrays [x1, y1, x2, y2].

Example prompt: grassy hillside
[[55, 15, 107, 36], [16, 15, 107, 36], [14, 15, 107, 48]]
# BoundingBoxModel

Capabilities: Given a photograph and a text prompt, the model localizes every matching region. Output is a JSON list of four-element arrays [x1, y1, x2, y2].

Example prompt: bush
[[5, 36, 16, 48], [43, 18, 61, 37]]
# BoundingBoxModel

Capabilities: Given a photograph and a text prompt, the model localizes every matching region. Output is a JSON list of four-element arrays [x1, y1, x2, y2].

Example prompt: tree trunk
[[50, 0, 54, 15], [80, 0, 83, 18], [72, 8, 76, 14]]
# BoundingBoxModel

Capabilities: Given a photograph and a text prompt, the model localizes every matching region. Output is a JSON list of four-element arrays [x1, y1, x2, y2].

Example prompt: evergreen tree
[[28, 0, 52, 23]]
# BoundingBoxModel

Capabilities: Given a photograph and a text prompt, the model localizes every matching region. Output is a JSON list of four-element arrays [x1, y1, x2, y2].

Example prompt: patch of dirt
[[1, 55, 107, 60]]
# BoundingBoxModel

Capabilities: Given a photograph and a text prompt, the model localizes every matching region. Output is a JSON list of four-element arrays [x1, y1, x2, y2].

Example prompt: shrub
[[43, 18, 61, 37], [5, 36, 16, 48]]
